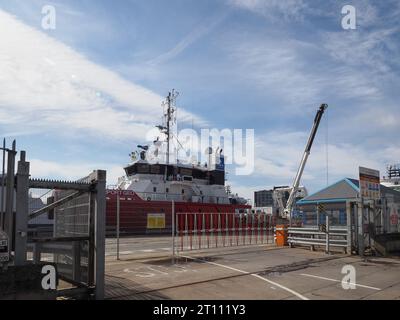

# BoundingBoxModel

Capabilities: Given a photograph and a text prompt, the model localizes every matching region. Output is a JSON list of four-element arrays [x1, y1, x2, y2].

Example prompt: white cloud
[[229, 0, 307, 21], [148, 13, 227, 66], [0, 10, 205, 142], [250, 129, 397, 191], [226, 35, 390, 112]]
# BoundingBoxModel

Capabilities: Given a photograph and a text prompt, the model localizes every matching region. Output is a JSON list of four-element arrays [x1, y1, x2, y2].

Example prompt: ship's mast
[[161, 89, 179, 165], [157, 89, 179, 165], [166, 92, 171, 165]]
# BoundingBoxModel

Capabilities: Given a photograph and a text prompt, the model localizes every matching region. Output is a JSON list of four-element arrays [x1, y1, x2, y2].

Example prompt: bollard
[[275, 225, 288, 247]]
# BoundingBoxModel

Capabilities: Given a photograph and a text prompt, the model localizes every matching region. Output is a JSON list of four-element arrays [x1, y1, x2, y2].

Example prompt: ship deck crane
[[283, 104, 328, 220]]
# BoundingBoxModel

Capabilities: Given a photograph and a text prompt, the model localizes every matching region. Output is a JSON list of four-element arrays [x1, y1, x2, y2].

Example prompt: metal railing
[[288, 224, 350, 254], [174, 212, 276, 252]]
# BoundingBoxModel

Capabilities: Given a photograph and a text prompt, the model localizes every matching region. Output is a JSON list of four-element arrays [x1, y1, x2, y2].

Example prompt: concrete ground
[[105, 236, 400, 300]]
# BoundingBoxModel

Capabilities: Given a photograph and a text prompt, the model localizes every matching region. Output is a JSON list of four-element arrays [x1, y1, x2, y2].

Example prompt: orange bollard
[[275, 225, 288, 247]]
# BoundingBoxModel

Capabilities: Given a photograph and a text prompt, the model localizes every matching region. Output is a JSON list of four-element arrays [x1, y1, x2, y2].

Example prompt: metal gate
[[346, 199, 395, 256], [174, 212, 276, 252], [0, 139, 106, 299]]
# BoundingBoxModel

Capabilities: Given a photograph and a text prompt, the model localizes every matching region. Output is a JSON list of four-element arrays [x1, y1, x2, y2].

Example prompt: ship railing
[[135, 192, 227, 204], [136, 192, 185, 202]]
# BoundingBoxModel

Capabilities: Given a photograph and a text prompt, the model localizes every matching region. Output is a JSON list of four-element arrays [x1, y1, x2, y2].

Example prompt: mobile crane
[[283, 104, 328, 220]]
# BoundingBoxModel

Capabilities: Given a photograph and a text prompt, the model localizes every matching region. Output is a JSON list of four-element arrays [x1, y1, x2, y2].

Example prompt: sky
[[0, 0, 399, 203]]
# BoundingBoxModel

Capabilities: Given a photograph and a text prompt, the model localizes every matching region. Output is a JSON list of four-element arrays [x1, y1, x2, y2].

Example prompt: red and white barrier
[[175, 213, 276, 252]]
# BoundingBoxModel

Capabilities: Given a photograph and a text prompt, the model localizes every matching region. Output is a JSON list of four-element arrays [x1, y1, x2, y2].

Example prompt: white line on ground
[[300, 274, 381, 291], [106, 251, 133, 256], [180, 255, 309, 301]]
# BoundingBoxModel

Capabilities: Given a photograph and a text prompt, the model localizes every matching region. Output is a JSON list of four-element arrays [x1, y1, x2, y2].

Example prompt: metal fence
[[28, 187, 91, 286], [174, 212, 276, 252], [26, 172, 106, 299], [288, 225, 350, 254], [0, 139, 16, 265], [0, 139, 106, 299]]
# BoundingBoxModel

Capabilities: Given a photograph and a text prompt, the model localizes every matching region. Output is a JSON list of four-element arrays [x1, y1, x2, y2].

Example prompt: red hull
[[106, 190, 251, 235]]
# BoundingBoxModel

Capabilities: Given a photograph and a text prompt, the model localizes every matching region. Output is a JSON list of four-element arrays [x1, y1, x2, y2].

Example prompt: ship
[[382, 164, 400, 192], [106, 90, 251, 235]]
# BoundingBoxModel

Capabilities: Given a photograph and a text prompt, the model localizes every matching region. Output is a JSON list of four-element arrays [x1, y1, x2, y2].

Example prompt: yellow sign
[[147, 213, 166, 229]]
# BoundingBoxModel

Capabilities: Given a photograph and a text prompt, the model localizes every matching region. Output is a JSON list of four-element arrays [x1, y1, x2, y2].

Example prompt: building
[[254, 190, 274, 208], [254, 186, 308, 216], [296, 178, 400, 230], [382, 164, 400, 192]]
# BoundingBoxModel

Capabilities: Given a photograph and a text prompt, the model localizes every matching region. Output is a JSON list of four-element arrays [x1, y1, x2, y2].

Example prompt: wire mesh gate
[[27, 172, 106, 299], [0, 139, 106, 299], [175, 212, 276, 252]]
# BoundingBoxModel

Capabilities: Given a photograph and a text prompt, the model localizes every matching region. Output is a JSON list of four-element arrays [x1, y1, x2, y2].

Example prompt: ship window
[[153, 187, 157, 192], [150, 165, 161, 174], [182, 189, 185, 194], [180, 168, 192, 176], [166, 188, 169, 193], [137, 164, 150, 173]]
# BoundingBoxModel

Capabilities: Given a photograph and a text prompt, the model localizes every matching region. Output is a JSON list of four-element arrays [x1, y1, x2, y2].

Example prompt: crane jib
[[284, 104, 328, 219], [306, 105, 327, 153]]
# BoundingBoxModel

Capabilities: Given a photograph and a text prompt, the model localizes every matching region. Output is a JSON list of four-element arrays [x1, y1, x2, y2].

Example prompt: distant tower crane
[[283, 104, 328, 219]]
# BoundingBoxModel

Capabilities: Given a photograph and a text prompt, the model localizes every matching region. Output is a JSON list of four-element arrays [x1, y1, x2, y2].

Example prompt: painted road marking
[[300, 274, 381, 291], [123, 265, 199, 278], [105, 251, 133, 256], [180, 255, 309, 301]]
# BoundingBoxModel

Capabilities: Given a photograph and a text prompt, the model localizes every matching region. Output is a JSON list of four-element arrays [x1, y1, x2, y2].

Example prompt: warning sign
[[0, 238, 9, 263], [390, 205, 399, 226], [391, 214, 398, 226], [147, 213, 166, 229], [359, 167, 381, 200]]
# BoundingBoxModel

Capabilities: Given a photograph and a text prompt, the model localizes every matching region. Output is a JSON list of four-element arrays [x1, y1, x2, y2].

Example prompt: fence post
[[0, 138, 6, 231], [32, 243, 41, 264], [72, 241, 82, 282], [93, 170, 106, 300], [325, 215, 330, 254], [346, 201, 352, 255], [116, 191, 120, 261], [5, 140, 16, 259], [171, 201, 175, 263], [357, 199, 364, 257], [14, 151, 30, 266]]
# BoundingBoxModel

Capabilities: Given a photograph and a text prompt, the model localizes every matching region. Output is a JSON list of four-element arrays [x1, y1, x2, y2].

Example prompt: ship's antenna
[[161, 89, 179, 165]]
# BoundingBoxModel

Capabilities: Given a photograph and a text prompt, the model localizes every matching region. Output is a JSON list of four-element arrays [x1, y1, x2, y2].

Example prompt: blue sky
[[0, 0, 399, 202]]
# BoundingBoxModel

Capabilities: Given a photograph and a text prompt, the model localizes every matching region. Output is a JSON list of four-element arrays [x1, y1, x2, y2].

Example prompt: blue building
[[296, 178, 400, 227]]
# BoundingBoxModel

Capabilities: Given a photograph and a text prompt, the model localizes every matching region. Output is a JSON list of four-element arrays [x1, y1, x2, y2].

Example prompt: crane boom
[[283, 104, 328, 219]]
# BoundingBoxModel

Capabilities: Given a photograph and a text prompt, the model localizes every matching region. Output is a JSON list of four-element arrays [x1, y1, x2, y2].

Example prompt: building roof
[[297, 178, 400, 205], [297, 178, 358, 205]]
